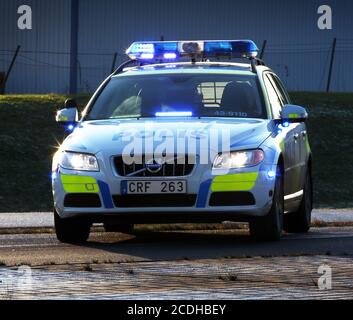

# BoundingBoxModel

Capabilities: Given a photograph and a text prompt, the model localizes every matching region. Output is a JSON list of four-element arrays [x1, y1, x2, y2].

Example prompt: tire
[[54, 209, 91, 243], [103, 222, 134, 234], [283, 169, 312, 233], [249, 166, 284, 241]]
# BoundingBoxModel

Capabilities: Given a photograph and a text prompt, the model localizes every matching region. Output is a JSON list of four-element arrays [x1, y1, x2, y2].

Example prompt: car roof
[[113, 62, 266, 77]]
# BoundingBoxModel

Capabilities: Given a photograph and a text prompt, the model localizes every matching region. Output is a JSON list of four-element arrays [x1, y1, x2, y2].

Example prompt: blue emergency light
[[126, 40, 258, 61], [155, 111, 193, 117]]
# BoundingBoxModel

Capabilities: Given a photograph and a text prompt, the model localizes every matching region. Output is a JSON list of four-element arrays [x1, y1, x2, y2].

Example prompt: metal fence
[[1, 38, 353, 94]]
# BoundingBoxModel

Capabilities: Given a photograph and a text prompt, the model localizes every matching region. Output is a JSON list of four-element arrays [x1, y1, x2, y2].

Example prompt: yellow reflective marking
[[213, 172, 258, 183], [61, 175, 97, 184], [305, 138, 311, 154], [211, 182, 256, 192], [211, 172, 259, 192], [280, 139, 285, 152], [61, 175, 99, 193], [288, 114, 298, 119]]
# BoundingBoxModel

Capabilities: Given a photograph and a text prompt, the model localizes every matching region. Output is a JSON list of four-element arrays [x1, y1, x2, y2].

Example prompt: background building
[[0, 0, 352, 93]]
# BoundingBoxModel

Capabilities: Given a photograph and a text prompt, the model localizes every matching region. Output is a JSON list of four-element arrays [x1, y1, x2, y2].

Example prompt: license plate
[[122, 181, 187, 194]]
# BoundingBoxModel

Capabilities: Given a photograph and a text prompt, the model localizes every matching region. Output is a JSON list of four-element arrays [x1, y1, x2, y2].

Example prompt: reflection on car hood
[[61, 118, 273, 155]]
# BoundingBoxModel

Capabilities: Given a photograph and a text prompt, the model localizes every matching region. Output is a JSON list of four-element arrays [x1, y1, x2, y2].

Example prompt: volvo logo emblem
[[146, 160, 163, 174]]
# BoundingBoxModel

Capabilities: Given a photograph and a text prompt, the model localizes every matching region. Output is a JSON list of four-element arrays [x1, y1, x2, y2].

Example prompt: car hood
[[61, 118, 273, 155]]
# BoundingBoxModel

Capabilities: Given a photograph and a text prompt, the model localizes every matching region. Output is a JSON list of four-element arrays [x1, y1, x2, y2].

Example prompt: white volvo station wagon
[[52, 40, 312, 243]]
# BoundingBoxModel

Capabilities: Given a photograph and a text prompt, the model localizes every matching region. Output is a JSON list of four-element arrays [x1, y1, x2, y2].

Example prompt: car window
[[86, 73, 267, 120], [264, 74, 283, 118], [270, 74, 290, 105]]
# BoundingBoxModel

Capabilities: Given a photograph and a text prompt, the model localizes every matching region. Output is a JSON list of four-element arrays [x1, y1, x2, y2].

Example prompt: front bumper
[[52, 159, 277, 222]]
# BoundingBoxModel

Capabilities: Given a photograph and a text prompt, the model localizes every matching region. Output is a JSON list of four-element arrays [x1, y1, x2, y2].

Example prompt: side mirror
[[56, 99, 79, 124], [281, 104, 308, 123], [56, 108, 78, 123]]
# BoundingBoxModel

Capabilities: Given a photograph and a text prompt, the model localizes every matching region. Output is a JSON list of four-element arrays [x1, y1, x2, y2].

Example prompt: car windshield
[[86, 73, 266, 120]]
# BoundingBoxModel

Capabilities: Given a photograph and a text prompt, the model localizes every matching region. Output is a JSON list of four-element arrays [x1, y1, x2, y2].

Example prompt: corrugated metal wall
[[1, 0, 353, 93], [0, 0, 71, 93]]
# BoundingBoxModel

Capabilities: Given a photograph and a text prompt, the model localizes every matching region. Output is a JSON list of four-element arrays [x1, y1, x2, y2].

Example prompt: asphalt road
[[0, 227, 353, 299], [0, 227, 353, 266]]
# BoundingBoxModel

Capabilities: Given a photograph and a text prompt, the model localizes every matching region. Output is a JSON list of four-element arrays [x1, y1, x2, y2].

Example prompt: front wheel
[[249, 166, 284, 241], [283, 169, 312, 233], [54, 209, 91, 243]]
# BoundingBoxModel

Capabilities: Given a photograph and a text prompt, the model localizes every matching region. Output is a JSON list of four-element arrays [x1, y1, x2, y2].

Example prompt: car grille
[[113, 155, 195, 177], [64, 194, 102, 208], [209, 192, 256, 207], [113, 194, 197, 208]]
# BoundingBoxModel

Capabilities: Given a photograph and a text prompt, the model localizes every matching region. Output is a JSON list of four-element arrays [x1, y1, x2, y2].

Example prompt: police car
[[52, 40, 312, 243]]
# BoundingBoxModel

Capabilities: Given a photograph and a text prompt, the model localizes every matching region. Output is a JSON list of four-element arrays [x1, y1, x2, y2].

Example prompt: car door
[[263, 73, 299, 197], [270, 74, 307, 193]]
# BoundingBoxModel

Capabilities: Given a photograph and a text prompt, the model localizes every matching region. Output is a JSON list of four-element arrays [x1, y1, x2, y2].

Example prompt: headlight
[[59, 152, 99, 171], [213, 149, 264, 169]]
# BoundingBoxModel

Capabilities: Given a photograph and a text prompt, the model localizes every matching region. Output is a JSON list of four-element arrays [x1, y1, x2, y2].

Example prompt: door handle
[[294, 133, 299, 141], [302, 131, 307, 137]]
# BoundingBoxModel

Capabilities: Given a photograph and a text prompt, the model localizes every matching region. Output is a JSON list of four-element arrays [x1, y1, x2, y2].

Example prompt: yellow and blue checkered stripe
[[197, 172, 259, 208], [60, 174, 114, 208]]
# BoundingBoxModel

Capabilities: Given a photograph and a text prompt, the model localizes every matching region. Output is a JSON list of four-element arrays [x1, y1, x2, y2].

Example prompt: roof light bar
[[126, 40, 258, 61]]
